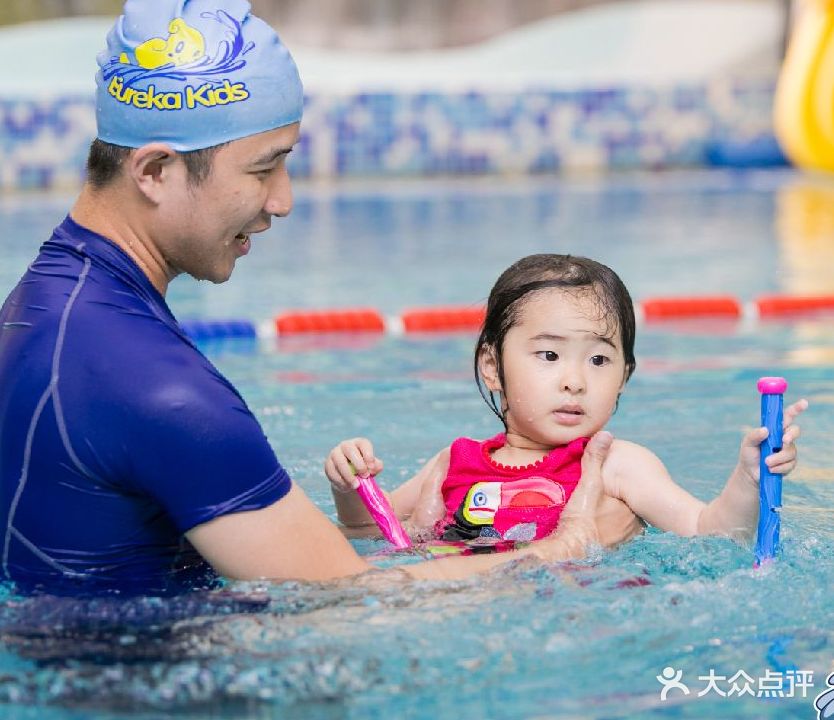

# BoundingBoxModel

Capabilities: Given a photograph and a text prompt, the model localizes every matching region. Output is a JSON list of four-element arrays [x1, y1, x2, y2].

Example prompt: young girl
[[325, 254, 807, 549]]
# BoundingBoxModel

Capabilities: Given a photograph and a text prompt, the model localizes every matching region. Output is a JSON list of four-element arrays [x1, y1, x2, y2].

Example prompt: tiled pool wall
[[1, 78, 777, 190]]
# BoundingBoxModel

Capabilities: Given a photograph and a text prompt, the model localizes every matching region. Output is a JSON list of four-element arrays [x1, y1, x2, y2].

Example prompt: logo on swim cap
[[102, 11, 252, 113], [96, 0, 303, 151], [123, 18, 207, 69]]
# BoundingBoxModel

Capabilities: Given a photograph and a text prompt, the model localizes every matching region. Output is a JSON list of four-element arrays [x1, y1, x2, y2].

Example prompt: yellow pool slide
[[774, 0, 834, 171]]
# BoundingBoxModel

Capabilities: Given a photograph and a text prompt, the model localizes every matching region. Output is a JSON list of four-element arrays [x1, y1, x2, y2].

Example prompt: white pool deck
[[0, 0, 784, 96]]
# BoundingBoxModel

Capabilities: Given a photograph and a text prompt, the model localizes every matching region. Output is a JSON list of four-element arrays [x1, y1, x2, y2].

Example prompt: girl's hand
[[324, 438, 384, 493], [738, 398, 809, 485]]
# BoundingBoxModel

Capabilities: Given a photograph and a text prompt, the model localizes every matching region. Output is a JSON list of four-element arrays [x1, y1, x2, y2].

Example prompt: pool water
[[0, 170, 833, 719]]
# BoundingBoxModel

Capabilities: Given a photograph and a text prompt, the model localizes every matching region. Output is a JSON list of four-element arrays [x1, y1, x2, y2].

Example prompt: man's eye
[[536, 351, 558, 361], [590, 355, 609, 366]]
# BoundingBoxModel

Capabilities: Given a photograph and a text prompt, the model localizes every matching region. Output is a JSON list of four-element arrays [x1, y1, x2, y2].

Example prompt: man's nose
[[264, 167, 293, 217]]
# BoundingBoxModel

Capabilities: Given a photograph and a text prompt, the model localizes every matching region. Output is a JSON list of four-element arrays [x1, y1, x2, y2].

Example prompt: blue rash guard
[[0, 216, 292, 596]]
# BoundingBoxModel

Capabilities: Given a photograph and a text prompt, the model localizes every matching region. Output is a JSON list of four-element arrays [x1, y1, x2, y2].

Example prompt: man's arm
[[187, 431, 613, 584], [187, 484, 372, 581]]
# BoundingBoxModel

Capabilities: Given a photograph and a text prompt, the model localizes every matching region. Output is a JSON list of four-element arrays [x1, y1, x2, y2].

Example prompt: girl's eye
[[536, 351, 558, 362], [590, 355, 609, 367]]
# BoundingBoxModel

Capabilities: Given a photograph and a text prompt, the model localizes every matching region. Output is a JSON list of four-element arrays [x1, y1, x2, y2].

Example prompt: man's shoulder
[[66, 304, 240, 425]]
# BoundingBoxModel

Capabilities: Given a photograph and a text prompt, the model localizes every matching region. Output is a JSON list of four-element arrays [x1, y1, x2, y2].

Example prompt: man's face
[[159, 122, 300, 284]]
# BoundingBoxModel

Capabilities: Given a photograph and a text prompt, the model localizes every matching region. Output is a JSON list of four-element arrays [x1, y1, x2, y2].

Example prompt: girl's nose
[[561, 366, 585, 393]]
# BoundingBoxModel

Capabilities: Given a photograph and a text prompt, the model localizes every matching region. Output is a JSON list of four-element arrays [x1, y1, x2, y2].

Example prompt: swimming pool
[[0, 169, 832, 719]]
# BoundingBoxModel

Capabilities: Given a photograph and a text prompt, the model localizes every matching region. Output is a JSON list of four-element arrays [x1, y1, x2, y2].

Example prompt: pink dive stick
[[354, 474, 412, 549]]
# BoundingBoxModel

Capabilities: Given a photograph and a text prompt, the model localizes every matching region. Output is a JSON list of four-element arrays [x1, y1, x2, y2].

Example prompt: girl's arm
[[325, 438, 450, 537], [325, 437, 384, 533], [392, 448, 451, 536], [697, 398, 806, 539], [602, 440, 707, 536], [603, 399, 806, 540]]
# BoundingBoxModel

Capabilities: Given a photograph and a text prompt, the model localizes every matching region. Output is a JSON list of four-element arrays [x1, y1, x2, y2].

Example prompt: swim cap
[[95, 0, 303, 151]]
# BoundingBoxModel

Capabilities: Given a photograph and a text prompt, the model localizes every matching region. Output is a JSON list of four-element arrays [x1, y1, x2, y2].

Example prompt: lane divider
[[275, 308, 385, 334], [754, 294, 834, 317], [641, 295, 742, 320], [178, 319, 257, 341], [178, 294, 834, 341], [401, 306, 486, 333]]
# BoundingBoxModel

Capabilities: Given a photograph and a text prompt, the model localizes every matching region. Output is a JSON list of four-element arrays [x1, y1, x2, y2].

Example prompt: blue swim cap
[[95, 0, 303, 151]]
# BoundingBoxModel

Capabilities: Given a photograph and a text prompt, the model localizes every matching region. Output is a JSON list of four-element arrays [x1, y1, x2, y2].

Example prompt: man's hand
[[534, 430, 613, 562]]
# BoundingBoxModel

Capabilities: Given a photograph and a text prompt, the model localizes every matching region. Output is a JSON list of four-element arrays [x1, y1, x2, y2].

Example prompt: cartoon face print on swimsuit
[[460, 477, 568, 540]]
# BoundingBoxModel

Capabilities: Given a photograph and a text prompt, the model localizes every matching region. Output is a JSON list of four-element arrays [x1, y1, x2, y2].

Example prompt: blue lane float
[[179, 319, 257, 341], [704, 133, 789, 169]]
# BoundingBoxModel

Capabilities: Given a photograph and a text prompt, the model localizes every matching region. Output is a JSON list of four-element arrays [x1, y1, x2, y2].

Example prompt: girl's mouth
[[553, 407, 584, 425]]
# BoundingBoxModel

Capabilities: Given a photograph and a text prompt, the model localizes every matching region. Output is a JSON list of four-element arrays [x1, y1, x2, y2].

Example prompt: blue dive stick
[[754, 377, 787, 565]]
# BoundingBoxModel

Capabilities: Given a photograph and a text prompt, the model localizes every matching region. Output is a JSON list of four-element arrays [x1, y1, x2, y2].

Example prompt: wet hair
[[85, 138, 227, 189], [474, 253, 637, 426]]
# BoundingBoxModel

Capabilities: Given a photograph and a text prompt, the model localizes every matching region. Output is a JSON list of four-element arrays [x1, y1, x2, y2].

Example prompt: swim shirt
[[439, 434, 589, 542], [0, 216, 291, 595]]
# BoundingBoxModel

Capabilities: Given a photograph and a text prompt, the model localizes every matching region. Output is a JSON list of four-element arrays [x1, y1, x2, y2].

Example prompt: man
[[0, 0, 618, 595]]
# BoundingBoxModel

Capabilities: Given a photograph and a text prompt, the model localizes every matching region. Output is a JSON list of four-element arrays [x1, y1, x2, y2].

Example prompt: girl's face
[[479, 288, 627, 450]]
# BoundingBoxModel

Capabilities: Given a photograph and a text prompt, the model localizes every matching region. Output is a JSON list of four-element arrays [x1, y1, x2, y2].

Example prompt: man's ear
[[477, 345, 501, 392], [126, 143, 179, 203]]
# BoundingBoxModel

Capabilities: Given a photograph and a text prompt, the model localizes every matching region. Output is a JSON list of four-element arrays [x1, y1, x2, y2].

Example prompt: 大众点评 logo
[[814, 672, 834, 719], [102, 10, 253, 111]]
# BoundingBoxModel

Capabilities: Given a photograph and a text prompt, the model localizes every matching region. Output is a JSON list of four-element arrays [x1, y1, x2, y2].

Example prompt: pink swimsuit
[[438, 433, 589, 542]]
